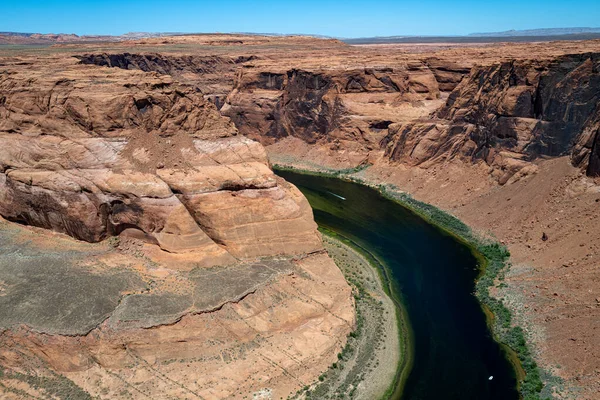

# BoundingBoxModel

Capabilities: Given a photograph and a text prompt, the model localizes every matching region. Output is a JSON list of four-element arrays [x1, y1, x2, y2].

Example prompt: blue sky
[[2, 0, 599, 38]]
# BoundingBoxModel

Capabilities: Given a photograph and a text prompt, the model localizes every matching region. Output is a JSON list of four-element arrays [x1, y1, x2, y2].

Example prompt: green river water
[[277, 169, 520, 400]]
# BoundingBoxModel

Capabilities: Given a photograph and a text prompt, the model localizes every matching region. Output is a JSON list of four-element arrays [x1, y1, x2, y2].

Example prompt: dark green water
[[277, 169, 519, 400]]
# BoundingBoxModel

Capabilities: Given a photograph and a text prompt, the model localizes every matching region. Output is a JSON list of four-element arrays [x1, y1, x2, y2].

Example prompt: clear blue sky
[[2, 0, 599, 38]]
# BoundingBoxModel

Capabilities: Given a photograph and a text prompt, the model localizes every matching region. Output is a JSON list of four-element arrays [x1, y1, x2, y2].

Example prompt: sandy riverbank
[[293, 234, 402, 399]]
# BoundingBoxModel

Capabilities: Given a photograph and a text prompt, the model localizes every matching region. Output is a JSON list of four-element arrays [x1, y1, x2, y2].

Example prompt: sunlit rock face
[[0, 50, 354, 400], [0, 56, 322, 262], [382, 53, 600, 183]]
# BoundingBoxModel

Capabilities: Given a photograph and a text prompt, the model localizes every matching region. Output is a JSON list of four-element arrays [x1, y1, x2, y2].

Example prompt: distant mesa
[[342, 27, 600, 44], [468, 27, 600, 37], [4, 27, 600, 46]]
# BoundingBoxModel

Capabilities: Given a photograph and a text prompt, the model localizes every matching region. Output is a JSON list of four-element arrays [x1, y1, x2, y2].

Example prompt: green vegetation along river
[[277, 169, 520, 400]]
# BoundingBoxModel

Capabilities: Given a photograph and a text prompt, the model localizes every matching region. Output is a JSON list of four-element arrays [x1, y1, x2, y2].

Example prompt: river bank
[[292, 233, 404, 399], [274, 162, 551, 400]]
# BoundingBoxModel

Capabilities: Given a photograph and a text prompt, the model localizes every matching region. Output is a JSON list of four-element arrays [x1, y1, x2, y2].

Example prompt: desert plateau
[[1, 2, 600, 399]]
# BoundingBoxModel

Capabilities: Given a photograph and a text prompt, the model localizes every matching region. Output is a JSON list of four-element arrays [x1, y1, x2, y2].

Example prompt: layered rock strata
[[0, 56, 322, 262], [0, 52, 355, 399], [0, 218, 354, 399], [382, 53, 600, 183]]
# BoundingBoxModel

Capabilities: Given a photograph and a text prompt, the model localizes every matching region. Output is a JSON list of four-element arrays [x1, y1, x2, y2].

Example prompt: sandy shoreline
[[293, 234, 402, 399]]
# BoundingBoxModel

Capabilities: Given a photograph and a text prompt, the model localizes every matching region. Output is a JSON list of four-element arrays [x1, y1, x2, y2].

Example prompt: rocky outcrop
[[64, 40, 600, 182], [3, 34, 600, 399], [383, 53, 600, 182], [572, 102, 600, 176], [76, 52, 252, 107], [0, 47, 355, 400], [0, 56, 322, 262], [424, 57, 471, 92], [74, 50, 466, 163], [221, 64, 443, 152], [0, 217, 354, 399], [76, 53, 241, 76]]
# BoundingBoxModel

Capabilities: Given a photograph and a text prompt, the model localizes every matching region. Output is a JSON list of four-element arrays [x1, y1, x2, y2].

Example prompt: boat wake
[[327, 191, 346, 200]]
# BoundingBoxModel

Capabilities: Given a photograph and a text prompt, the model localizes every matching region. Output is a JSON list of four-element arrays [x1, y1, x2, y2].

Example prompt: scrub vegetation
[[290, 234, 402, 400], [0, 367, 92, 399], [383, 189, 547, 400]]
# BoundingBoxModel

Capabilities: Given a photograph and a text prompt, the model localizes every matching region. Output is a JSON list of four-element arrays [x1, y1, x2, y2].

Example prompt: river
[[276, 169, 520, 400]]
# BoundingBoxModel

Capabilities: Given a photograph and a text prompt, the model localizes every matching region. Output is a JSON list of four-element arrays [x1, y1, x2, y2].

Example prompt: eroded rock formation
[[3, 34, 600, 398], [78, 41, 600, 184], [0, 218, 354, 399], [383, 53, 600, 183], [76, 50, 452, 165], [222, 64, 443, 146], [0, 57, 322, 262], [0, 50, 354, 399]]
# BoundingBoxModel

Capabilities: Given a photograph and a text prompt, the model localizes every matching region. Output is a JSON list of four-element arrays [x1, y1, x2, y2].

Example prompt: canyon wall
[[383, 53, 600, 183], [0, 50, 355, 399], [76, 52, 249, 106], [77, 51, 469, 165], [3, 36, 600, 398], [0, 56, 322, 262], [222, 65, 441, 145], [70, 42, 600, 184]]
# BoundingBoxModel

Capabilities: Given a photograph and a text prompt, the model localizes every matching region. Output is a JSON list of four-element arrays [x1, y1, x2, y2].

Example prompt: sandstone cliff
[[0, 51, 355, 399], [3, 35, 600, 398], [382, 53, 600, 183], [0, 217, 354, 399], [75, 50, 462, 167], [222, 65, 441, 145], [0, 56, 322, 262]]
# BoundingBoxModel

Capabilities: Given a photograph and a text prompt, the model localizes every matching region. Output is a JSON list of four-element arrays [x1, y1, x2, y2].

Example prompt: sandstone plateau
[[0, 43, 354, 399], [1, 34, 600, 398]]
